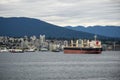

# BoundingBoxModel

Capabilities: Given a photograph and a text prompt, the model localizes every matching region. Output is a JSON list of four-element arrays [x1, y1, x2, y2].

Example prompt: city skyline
[[0, 0, 120, 27]]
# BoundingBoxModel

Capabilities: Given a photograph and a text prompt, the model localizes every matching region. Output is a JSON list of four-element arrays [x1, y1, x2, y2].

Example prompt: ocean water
[[0, 51, 120, 80]]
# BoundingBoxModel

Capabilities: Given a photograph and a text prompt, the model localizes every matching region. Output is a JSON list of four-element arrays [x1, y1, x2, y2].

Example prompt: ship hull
[[64, 47, 102, 54]]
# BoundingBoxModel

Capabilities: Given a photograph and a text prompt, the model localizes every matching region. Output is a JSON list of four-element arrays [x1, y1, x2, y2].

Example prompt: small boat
[[40, 47, 48, 52], [52, 49, 60, 52], [0, 48, 9, 53], [9, 49, 24, 53]]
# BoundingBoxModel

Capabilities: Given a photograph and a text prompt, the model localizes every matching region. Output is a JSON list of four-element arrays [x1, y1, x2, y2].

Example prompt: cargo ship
[[64, 35, 102, 54]]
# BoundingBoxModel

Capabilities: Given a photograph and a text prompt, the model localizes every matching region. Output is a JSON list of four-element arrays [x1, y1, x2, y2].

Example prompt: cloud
[[0, 0, 120, 26]]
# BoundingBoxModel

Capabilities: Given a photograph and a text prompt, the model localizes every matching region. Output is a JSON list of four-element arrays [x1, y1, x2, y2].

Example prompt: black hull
[[64, 47, 102, 54]]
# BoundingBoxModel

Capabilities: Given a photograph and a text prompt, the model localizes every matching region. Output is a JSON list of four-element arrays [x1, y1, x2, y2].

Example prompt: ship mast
[[94, 35, 97, 41]]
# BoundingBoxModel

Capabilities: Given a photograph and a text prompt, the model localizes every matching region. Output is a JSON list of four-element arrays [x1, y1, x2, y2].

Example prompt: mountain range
[[0, 17, 119, 40], [65, 26, 120, 38]]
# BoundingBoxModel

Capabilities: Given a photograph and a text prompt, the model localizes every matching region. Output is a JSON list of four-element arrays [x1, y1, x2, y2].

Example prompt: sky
[[0, 0, 120, 27]]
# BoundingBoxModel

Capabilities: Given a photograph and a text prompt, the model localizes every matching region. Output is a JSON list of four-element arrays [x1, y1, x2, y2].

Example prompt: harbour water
[[0, 51, 120, 80]]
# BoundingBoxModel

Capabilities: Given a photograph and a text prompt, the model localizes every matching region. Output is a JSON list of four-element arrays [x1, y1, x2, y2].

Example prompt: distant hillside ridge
[[0, 17, 115, 40], [65, 26, 120, 38]]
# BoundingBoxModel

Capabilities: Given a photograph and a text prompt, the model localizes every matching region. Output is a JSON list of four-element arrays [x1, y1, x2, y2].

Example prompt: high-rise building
[[40, 35, 45, 44]]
